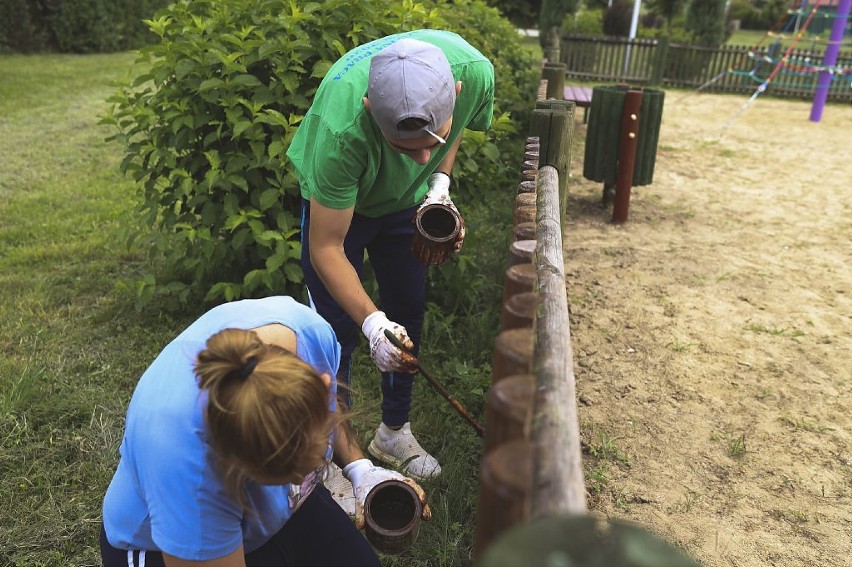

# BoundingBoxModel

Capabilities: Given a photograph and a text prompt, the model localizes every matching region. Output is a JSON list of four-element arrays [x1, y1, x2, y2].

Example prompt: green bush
[[761, 0, 790, 30], [0, 0, 45, 53], [562, 9, 604, 36], [430, 0, 539, 124], [104, 0, 536, 310], [685, 0, 727, 47], [644, 0, 688, 35], [728, 0, 759, 29], [487, 0, 539, 29], [0, 0, 169, 53]]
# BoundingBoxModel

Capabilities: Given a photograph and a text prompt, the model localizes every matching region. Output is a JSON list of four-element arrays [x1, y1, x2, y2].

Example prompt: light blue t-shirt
[[102, 297, 340, 560]]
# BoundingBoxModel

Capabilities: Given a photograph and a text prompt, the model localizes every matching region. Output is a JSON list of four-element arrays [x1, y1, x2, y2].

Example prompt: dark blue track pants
[[99, 485, 380, 566], [301, 199, 425, 426]]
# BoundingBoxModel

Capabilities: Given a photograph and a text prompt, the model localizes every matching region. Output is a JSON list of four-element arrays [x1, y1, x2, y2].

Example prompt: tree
[[603, 1, 634, 37], [646, 0, 688, 35], [539, 0, 581, 48], [487, 0, 541, 29], [685, 0, 727, 46]]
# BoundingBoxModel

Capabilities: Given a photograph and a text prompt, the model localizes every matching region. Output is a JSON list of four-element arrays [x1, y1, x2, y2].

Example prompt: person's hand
[[420, 172, 465, 253], [361, 311, 418, 373], [422, 172, 452, 207], [343, 458, 432, 530]]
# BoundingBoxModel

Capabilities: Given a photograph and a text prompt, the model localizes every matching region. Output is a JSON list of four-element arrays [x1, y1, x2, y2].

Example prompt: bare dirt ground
[[565, 92, 851, 566]]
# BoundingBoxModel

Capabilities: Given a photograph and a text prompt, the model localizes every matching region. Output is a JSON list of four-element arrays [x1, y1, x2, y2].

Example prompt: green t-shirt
[[286, 29, 495, 218]]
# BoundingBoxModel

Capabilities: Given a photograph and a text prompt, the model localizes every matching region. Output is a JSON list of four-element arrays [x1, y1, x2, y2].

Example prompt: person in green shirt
[[287, 29, 494, 495]]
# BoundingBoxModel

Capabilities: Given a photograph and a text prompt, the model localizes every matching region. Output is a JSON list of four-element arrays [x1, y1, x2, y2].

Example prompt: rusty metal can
[[412, 203, 463, 265], [364, 479, 422, 554]]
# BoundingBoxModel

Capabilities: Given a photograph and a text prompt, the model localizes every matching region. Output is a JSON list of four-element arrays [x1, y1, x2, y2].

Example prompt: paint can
[[412, 203, 462, 265], [364, 479, 422, 554]]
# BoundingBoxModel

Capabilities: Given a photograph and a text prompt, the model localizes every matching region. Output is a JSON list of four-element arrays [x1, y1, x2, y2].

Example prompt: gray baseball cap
[[367, 38, 456, 141]]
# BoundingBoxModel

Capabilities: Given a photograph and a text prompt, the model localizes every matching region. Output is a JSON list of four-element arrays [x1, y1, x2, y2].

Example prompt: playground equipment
[[716, 0, 852, 127]]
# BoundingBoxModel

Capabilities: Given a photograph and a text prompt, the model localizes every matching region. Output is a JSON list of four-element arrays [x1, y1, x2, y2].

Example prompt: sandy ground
[[565, 92, 851, 566]]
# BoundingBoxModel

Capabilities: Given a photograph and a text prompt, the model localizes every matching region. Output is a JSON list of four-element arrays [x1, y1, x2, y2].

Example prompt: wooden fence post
[[472, 440, 534, 562], [513, 222, 536, 241], [492, 327, 534, 384], [500, 291, 539, 331], [541, 63, 566, 100], [508, 239, 536, 268], [650, 36, 669, 86], [484, 374, 535, 453], [530, 104, 573, 225]]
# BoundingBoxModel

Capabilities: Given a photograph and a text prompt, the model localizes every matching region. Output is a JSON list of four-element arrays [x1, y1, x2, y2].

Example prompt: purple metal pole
[[810, 0, 852, 122]]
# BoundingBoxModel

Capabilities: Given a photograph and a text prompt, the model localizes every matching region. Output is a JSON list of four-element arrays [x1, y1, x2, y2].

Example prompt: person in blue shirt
[[100, 296, 428, 567]]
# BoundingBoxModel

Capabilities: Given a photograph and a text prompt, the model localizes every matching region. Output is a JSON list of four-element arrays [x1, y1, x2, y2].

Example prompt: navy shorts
[[99, 484, 379, 566]]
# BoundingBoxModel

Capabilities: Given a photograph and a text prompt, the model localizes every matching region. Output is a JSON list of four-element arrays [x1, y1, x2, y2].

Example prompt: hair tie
[[237, 357, 258, 380]]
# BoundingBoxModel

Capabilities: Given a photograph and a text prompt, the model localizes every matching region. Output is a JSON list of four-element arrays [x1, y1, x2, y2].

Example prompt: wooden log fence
[[473, 65, 586, 562]]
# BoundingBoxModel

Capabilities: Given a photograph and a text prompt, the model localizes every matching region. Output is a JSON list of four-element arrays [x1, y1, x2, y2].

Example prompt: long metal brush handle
[[384, 329, 485, 437]]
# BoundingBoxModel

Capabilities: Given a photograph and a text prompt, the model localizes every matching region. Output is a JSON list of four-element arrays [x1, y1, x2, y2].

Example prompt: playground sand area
[[565, 92, 851, 566]]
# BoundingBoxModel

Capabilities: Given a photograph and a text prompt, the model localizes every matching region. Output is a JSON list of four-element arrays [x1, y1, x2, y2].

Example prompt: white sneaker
[[323, 462, 356, 518], [368, 422, 442, 480]]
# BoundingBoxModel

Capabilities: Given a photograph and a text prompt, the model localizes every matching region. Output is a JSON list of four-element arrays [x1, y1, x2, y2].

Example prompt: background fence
[[560, 34, 852, 103]]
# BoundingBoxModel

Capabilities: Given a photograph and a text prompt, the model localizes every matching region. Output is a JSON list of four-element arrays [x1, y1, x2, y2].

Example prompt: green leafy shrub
[[562, 9, 604, 36], [0, 0, 169, 53], [487, 0, 539, 29], [104, 0, 537, 310], [438, 0, 539, 121], [728, 0, 760, 30], [685, 0, 727, 47], [644, 0, 688, 35]]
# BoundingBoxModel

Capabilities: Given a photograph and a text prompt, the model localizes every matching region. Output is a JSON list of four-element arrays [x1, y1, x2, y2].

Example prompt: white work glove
[[343, 458, 431, 530], [420, 172, 466, 253], [361, 311, 418, 373]]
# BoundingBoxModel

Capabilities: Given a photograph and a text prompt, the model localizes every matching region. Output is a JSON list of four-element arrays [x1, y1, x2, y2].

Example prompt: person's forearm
[[332, 416, 367, 468], [434, 131, 463, 176], [307, 200, 376, 325], [310, 240, 377, 327]]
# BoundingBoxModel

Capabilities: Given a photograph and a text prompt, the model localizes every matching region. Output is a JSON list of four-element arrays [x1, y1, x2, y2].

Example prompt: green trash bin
[[583, 85, 665, 187]]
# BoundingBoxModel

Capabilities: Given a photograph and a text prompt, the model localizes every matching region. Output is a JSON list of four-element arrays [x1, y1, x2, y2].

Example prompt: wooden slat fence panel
[[560, 34, 852, 103]]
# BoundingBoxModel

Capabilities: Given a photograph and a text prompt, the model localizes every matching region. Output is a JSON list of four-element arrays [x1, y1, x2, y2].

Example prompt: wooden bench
[[563, 85, 593, 123]]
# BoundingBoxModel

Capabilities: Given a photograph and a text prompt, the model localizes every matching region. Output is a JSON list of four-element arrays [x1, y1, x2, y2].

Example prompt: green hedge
[[0, 0, 170, 53], [104, 0, 537, 310]]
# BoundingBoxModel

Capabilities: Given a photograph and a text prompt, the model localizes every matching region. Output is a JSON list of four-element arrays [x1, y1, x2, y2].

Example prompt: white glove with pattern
[[361, 311, 418, 373], [343, 458, 431, 530], [419, 172, 465, 252]]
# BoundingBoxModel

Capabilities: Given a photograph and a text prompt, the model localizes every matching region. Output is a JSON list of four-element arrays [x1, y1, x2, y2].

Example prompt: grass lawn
[[0, 52, 199, 565], [0, 51, 489, 566], [518, 32, 543, 58]]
